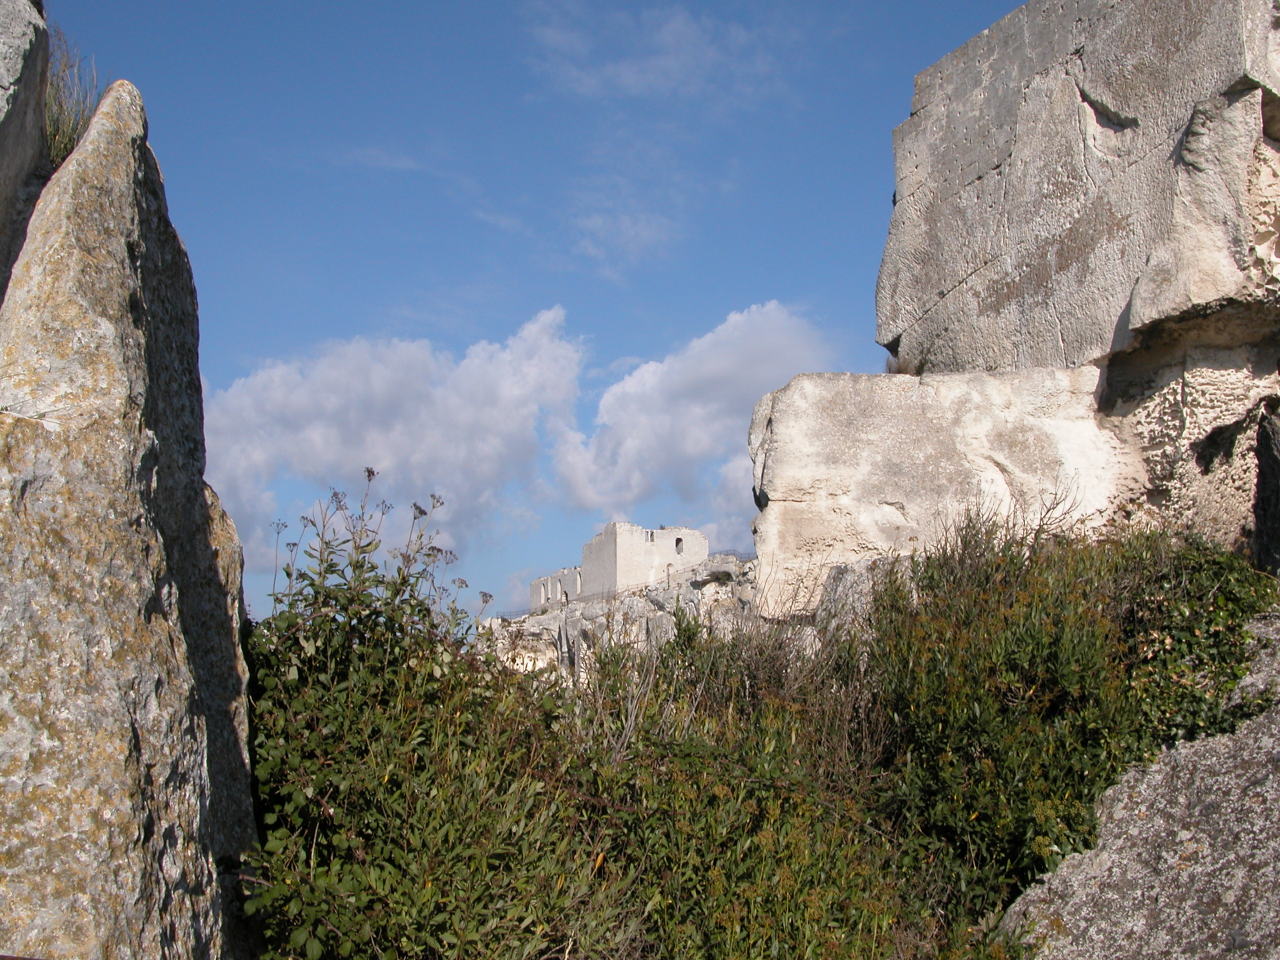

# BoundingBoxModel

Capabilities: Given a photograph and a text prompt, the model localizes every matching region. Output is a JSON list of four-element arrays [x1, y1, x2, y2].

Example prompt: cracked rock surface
[[877, 0, 1280, 374]]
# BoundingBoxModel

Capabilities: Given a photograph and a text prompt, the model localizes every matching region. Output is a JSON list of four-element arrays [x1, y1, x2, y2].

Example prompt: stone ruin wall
[[529, 521, 709, 612], [752, 0, 1280, 615]]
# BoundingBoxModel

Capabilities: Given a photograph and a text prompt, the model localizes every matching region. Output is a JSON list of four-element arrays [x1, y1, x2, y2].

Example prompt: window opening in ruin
[[646, 530, 654, 543], [576, 569, 582, 594], [675, 537, 684, 555]]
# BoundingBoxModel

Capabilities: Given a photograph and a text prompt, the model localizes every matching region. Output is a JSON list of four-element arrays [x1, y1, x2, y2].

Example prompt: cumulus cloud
[[205, 308, 581, 573], [553, 300, 829, 521], [206, 300, 829, 601]]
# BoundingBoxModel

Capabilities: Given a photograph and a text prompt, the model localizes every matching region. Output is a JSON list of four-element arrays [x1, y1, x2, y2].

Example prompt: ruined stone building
[[530, 521, 709, 611]]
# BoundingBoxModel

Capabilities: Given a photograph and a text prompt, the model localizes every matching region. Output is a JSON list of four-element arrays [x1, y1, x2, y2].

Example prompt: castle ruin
[[530, 521, 709, 612]]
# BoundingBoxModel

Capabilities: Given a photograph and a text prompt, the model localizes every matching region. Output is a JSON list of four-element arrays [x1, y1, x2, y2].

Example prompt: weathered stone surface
[[0, 81, 253, 959], [0, 0, 46, 297], [1254, 405, 1280, 571], [878, 0, 1280, 374], [1001, 618, 1280, 959], [749, 367, 1144, 615], [1102, 323, 1280, 552]]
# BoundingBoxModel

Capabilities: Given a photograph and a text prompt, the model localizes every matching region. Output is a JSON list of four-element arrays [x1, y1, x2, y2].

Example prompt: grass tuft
[[45, 24, 100, 170]]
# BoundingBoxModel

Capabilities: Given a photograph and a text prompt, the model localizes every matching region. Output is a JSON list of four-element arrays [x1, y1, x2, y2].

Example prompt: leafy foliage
[[245, 489, 641, 958], [245, 490, 1275, 958], [866, 514, 1276, 936]]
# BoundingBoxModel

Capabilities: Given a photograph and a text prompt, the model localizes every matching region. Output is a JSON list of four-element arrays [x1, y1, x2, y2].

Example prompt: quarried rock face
[[749, 368, 1144, 615], [757, 0, 1280, 613], [0, 80, 254, 958], [877, 0, 1280, 374]]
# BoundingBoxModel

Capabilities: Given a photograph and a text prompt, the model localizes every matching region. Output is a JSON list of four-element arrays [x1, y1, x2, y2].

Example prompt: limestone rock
[[0, 81, 253, 958], [1001, 620, 1280, 959], [1103, 331, 1280, 557], [877, 0, 1280, 374], [0, 0, 46, 297], [749, 367, 1144, 615]]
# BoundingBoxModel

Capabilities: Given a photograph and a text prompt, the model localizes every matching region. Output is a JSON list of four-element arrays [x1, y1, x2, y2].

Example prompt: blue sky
[[50, 0, 1019, 615]]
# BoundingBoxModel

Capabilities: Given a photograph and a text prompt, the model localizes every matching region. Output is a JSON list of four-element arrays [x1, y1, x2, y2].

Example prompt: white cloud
[[553, 300, 829, 522], [530, 4, 779, 105], [206, 301, 829, 599], [205, 308, 580, 574]]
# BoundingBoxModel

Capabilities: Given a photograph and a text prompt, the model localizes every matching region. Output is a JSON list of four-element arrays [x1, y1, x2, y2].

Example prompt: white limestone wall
[[529, 565, 583, 611], [580, 526, 619, 598], [612, 522, 708, 592]]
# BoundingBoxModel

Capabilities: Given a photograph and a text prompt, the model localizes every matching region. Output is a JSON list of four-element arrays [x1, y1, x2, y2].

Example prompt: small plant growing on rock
[[45, 25, 100, 169]]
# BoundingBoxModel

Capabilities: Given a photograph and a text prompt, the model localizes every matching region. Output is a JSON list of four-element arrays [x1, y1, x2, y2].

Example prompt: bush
[[245, 489, 1275, 958], [245, 487, 643, 959], [865, 512, 1276, 938]]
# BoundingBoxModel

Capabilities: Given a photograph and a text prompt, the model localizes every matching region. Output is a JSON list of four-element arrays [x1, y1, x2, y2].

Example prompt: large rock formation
[[752, 0, 1280, 613], [748, 0, 1280, 952], [0, 0, 47, 295], [750, 367, 1143, 615], [0, 17, 253, 959], [877, 0, 1280, 374]]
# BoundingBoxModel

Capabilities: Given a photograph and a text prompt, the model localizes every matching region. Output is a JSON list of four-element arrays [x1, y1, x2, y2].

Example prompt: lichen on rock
[[0, 37, 253, 960]]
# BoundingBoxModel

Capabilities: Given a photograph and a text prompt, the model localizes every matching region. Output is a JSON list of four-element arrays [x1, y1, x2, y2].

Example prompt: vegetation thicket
[[244, 482, 1276, 959]]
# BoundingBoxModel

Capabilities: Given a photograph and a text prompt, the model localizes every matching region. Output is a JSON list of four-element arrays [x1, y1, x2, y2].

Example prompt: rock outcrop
[[0, 24, 253, 960], [0, 0, 47, 296], [877, 0, 1280, 374], [1000, 613, 1280, 959], [747, 0, 1280, 952], [750, 367, 1143, 615], [752, 0, 1280, 613]]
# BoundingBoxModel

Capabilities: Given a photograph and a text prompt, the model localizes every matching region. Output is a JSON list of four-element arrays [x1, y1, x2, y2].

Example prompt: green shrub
[[245, 488, 1275, 958], [245, 487, 643, 959], [45, 25, 100, 169], [865, 512, 1276, 940], [565, 610, 908, 957]]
